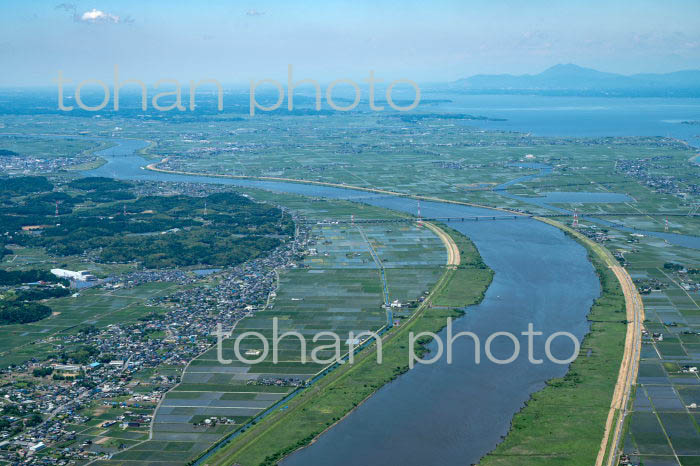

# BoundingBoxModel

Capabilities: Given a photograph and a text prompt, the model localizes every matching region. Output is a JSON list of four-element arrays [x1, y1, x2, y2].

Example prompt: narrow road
[[535, 217, 645, 466], [601, 266, 644, 466], [423, 222, 461, 268]]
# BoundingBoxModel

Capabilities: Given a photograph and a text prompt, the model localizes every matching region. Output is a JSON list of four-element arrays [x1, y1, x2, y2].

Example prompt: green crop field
[[198, 224, 492, 466], [107, 220, 448, 465], [0, 283, 176, 366], [2, 97, 699, 466], [619, 249, 700, 464]]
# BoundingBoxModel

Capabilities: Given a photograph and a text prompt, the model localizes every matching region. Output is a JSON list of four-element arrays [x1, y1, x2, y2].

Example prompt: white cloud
[[55, 4, 131, 24], [245, 9, 265, 17], [79, 8, 121, 23]]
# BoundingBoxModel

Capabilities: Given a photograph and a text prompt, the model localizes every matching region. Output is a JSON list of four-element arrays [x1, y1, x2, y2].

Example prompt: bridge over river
[[301, 211, 699, 225]]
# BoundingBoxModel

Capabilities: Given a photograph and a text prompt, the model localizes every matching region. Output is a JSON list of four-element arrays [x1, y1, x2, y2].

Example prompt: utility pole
[[417, 200, 422, 227]]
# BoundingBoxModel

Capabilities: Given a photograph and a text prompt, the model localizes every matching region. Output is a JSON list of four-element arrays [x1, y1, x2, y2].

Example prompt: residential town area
[[0, 215, 311, 464]]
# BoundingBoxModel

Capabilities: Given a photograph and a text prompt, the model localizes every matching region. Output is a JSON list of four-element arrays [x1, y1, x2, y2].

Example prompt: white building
[[50, 268, 96, 281], [29, 442, 46, 453]]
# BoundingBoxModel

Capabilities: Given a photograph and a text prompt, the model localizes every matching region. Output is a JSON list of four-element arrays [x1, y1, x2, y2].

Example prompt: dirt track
[[598, 265, 644, 466], [534, 218, 644, 466], [423, 222, 461, 268]]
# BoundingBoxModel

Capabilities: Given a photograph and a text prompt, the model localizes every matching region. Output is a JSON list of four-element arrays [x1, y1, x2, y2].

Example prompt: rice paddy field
[[0, 134, 102, 159], [1, 245, 137, 276], [101, 221, 446, 465], [3, 110, 698, 465], [82, 111, 699, 235], [622, 274, 700, 466], [601, 230, 700, 466], [3, 112, 697, 235], [95, 116, 697, 465], [0, 283, 175, 367], [55, 401, 153, 454]]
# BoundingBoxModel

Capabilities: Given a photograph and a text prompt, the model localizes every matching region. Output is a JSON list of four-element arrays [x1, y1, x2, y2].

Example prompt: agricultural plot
[[122, 112, 698, 228], [622, 262, 700, 466], [52, 401, 153, 460], [0, 283, 175, 366], [1, 245, 137, 276], [109, 221, 446, 465], [0, 134, 102, 159]]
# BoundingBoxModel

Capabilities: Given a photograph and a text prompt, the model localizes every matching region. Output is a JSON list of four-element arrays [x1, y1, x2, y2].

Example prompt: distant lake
[[428, 94, 700, 147]]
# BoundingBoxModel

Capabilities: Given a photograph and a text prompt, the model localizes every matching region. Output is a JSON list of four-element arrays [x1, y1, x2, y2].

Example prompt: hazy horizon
[[1, 0, 699, 86], [2, 62, 700, 91]]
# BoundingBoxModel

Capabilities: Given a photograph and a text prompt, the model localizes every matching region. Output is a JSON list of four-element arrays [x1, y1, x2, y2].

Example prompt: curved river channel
[[82, 139, 635, 464]]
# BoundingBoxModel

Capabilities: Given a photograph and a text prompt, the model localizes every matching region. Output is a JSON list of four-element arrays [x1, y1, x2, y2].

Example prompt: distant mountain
[[452, 64, 700, 96]]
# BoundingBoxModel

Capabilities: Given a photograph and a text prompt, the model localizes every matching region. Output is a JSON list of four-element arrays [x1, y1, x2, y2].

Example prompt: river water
[[3, 94, 696, 463], [80, 94, 700, 464], [87, 140, 602, 465]]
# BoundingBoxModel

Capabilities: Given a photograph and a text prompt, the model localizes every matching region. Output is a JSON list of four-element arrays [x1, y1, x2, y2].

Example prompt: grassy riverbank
[[198, 224, 493, 466], [432, 225, 492, 308], [480, 224, 627, 466]]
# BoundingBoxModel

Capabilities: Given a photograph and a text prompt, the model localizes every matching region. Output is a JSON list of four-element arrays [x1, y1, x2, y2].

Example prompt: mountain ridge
[[454, 64, 700, 92]]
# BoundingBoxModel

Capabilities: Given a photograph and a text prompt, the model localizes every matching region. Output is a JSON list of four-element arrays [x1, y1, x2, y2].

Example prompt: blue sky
[[1, 0, 699, 86]]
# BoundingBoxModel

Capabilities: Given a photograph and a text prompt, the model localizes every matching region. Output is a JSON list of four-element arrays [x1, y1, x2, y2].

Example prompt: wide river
[[88, 139, 602, 465], [82, 95, 699, 465]]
